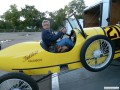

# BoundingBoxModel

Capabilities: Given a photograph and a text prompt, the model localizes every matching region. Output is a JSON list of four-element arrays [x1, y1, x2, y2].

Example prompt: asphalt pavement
[[59, 60, 120, 90]]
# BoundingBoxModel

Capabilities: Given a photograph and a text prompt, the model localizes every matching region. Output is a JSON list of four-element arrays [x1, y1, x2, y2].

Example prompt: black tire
[[0, 72, 39, 90], [80, 35, 114, 72]]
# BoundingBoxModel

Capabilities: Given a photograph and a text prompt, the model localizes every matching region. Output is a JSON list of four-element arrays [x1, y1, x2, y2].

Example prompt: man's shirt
[[42, 29, 64, 47]]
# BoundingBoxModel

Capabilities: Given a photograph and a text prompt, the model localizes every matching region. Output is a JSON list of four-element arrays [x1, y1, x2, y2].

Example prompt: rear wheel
[[0, 72, 39, 90], [80, 35, 114, 72]]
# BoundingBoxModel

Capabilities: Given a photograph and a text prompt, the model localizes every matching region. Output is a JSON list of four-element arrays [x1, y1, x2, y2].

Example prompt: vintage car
[[0, 13, 120, 90]]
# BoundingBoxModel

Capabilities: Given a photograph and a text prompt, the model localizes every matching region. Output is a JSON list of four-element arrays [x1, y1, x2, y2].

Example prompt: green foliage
[[0, 0, 86, 32], [2, 4, 20, 31], [49, 0, 86, 30], [49, 8, 66, 30], [21, 5, 45, 29], [66, 0, 86, 18]]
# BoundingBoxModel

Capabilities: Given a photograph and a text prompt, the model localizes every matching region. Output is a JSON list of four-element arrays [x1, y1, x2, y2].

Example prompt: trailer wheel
[[0, 72, 39, 90], [80, 35, 114, 72]]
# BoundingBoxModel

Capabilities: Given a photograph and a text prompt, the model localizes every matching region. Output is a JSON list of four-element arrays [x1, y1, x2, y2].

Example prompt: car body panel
[[0, 25, 120, 75], [0, 30, 85, 75]]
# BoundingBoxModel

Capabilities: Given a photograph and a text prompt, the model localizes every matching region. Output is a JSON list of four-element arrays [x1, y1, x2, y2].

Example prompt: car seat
[[40, 41, 48, 51]]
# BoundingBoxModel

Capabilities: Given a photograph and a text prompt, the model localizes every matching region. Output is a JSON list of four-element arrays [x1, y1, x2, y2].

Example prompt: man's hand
[[61, 46, 69, 52], [56, 46, 69, 53], [61, 28, 67, 34]]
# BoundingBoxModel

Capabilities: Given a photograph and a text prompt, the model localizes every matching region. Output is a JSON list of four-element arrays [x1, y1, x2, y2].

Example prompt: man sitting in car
[[41, 20, 74, 52]]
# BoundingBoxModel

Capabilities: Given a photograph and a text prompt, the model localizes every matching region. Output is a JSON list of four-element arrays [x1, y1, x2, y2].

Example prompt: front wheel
[[80, 35, 114, 72], [0, 72, 39, 90]]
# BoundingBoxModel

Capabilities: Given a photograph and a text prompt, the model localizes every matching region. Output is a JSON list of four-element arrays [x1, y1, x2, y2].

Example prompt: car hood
[[0, 41, 41, 58]]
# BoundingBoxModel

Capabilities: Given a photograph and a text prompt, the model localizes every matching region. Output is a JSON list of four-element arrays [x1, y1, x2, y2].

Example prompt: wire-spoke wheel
[[80, 35, 114, 72], [0, 73, 39, 90]]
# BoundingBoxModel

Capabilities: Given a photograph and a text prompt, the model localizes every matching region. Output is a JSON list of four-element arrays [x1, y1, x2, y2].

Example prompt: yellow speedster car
[[0, 13, 120, 90]]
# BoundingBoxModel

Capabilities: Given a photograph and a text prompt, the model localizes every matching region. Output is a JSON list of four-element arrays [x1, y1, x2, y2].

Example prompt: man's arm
[[44, 31, 64, 41]]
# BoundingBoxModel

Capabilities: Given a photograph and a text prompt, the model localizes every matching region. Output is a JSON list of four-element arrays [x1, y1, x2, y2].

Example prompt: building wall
[[111, 0, 120, 25], [84, 9, 100, 28]]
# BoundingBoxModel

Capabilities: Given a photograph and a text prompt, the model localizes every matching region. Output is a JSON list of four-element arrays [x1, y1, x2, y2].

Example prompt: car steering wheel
[[68, 30, 74, 39], [60, 34, 64, 39], [60, 28, 74, 39], [60, 33, 71, 39], [61, 30, 74, 39]]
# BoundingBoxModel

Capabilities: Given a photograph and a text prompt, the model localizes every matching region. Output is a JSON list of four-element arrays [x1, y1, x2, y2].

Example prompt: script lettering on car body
[[23, 50, 42, 62]]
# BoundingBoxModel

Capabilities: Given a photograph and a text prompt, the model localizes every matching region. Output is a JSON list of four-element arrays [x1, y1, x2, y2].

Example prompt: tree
[[2, 4, 20, 31], [21, 5, 46, 30], [0, 20, 5, 29], [48, 0, 86, 30], [66, 0, 86, 18], [0, 0, 86, 32], [49, 8, 66, 30]]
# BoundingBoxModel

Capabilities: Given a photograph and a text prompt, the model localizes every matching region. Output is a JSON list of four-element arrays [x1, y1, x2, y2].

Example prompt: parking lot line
[[52, 73, 59, 90]]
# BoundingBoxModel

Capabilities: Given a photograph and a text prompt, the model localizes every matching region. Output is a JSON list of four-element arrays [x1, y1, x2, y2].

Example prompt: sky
[[0, 0, 101, 15]]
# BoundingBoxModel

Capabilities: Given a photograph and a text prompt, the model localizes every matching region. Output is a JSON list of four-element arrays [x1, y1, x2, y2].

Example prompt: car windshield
[[67, 15, 81, 30], [66, 14, 86, 38]]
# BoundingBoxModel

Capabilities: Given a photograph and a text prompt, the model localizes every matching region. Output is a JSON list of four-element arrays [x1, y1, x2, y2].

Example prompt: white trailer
[[84, 0, 120, 28]]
